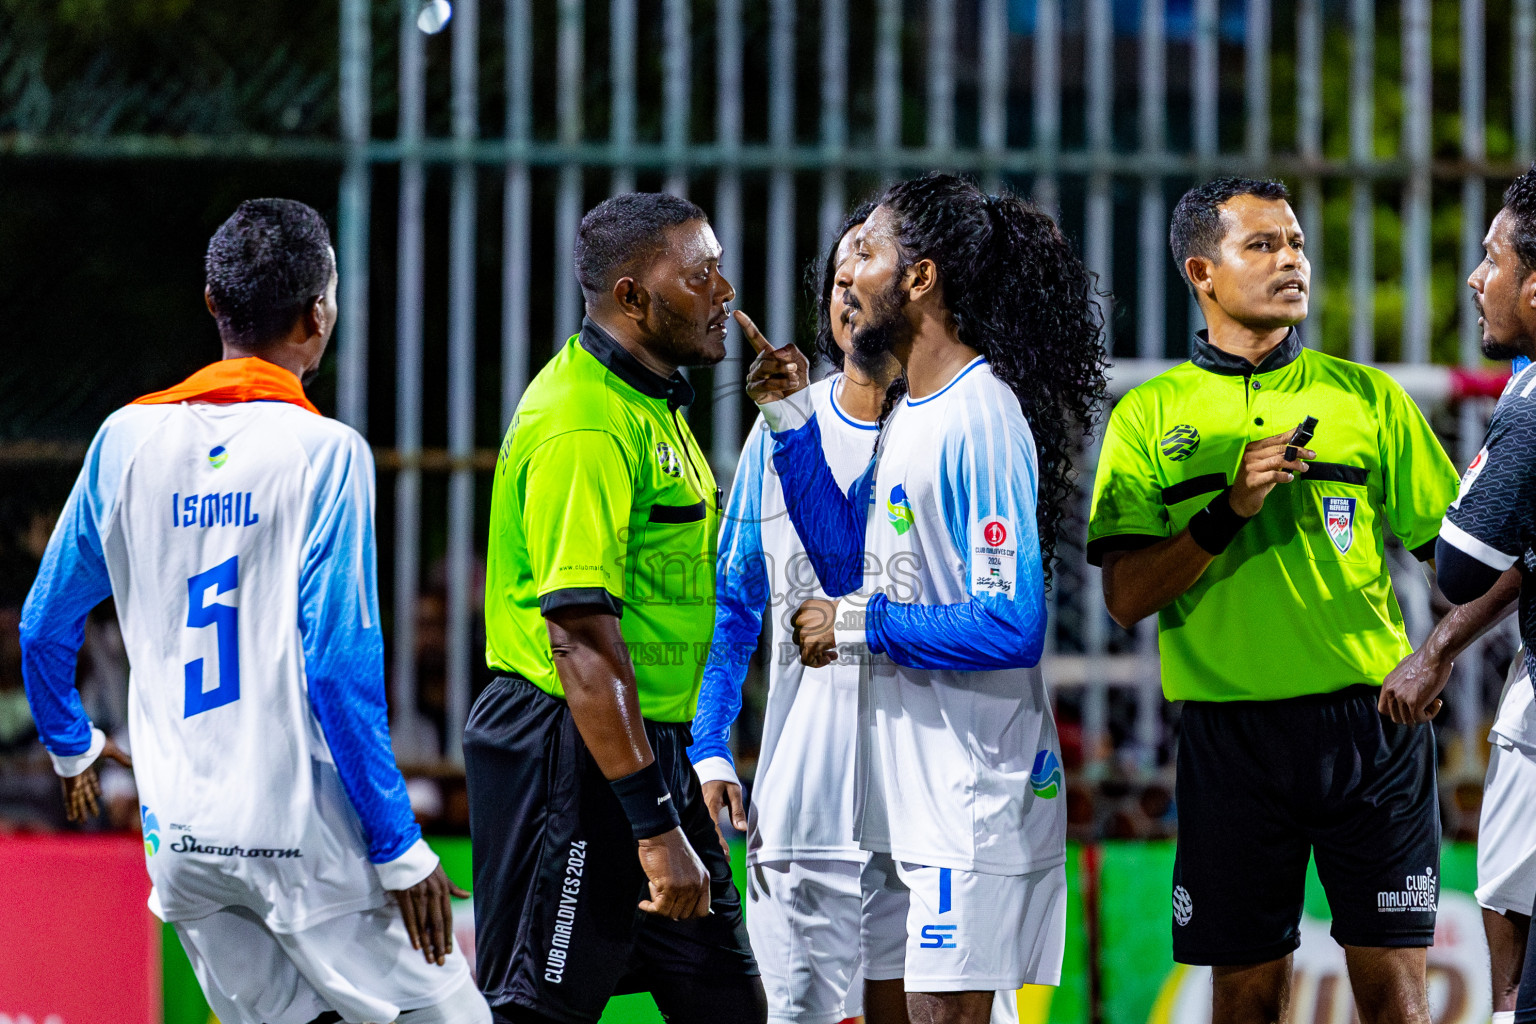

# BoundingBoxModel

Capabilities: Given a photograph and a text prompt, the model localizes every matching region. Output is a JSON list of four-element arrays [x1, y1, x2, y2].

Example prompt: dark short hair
[[1169, 177, 1291, 285], [574, 192, 707, 296], [1503, 165, 1536, 277], [205, 199, 334, 347]]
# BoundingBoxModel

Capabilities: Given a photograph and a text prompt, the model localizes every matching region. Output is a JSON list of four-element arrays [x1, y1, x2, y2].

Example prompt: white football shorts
[[746, 859, 866, 1024], [173, 900, 484, 1024], [860, 852, 1066, 994]]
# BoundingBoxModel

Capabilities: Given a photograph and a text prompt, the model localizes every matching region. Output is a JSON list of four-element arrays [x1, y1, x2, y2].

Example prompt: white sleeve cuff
[[833, 595, 872, 652], [374, 837, 439, 891], [759, 387, 816, 434], [49, 727, 105, 778], [1440, 519, 1519, 571], [692, 756, 740, 789]]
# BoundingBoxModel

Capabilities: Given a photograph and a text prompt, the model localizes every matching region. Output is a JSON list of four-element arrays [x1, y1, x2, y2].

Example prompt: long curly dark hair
[[808, 199, 879, 369], [879, 173, 1109, 584]]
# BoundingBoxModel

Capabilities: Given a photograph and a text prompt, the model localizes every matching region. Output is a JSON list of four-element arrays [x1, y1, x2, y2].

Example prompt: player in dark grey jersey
[[1430, 165, 1536, 1023]]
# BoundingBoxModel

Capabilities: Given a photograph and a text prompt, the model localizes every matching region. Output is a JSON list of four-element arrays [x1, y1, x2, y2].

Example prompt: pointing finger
[[734, 310, 772, 354]]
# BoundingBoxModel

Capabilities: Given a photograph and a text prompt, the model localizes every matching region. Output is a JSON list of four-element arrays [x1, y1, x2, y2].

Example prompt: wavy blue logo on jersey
[[887, 484, 914, 535], [141, 805, 160, 857], [1325, 496, 1357, 554], [1160, 424, 1201, 462], [1030, 750, 1063, 799], [208, 445, 228, 469]]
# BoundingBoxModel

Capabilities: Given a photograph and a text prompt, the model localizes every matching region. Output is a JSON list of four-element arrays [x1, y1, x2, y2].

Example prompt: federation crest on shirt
[[1324, 496, 1357, 554]]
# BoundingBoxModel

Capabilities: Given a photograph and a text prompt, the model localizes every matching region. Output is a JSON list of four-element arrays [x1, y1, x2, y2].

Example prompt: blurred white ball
[[417, 0, 453, 34]]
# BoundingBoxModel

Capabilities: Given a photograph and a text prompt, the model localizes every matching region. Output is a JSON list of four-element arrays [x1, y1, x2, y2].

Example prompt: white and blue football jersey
[[21, 364, 435, 931], [762, 358, 1066, 876], [690, 375, 878, 864]]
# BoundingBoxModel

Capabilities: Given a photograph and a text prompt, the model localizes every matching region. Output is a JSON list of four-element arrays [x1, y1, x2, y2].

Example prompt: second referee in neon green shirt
[[1087, 178, 1459, 1022]]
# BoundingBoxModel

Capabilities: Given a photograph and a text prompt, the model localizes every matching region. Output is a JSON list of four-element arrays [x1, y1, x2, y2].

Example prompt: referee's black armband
[[1185, 488, 1253, 556], [610, 760, 683, 840]]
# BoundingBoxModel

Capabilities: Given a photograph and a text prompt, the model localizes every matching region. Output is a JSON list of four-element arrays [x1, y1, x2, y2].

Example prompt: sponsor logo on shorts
[[1325, 496, 1357, 554], [544, 839, 588, 985], [1172, 885, 1193, 926], [1160, 424, 1201, 462], [141, 805, 160, 857], [1377, 865, 1437, 913], [1030, 750, 1063, 799], [919, 924, 958, 949]]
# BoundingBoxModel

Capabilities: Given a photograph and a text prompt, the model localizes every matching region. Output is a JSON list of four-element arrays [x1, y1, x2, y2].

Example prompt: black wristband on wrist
[[610, 760, 682, 840], [1186, 488, 1253, 555]]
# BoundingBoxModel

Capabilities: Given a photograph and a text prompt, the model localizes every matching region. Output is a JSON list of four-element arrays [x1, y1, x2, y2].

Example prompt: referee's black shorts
[[464, 675, 763, 1024], [1172, 684, 1439, 966]]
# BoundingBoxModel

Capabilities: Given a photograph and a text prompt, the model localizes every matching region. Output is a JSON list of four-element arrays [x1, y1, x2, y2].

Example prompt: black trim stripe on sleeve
[[649, 501, 706, 524], [1160, 474, 1227, 507], [1303, 462, 1369, 486], [1085, 534, 1164, 567], [1410, 538, 1437, 562], [539, 587, 623, 618]]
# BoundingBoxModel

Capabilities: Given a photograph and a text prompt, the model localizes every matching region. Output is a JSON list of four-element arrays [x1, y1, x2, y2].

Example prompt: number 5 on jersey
[[185, 556, 240, 717]]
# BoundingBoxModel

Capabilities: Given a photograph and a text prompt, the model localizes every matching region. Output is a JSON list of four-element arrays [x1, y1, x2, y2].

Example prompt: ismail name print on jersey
[[1325, 496, 1357, 554]]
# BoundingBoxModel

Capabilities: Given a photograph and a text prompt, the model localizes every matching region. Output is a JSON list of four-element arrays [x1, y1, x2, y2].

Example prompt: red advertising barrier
[[0, 834, 159, 1024]]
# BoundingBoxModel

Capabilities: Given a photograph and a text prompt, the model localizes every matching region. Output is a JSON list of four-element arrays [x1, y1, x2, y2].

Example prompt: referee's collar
[[579, 318, 696, 410], [1191, 327, 1303, 376]]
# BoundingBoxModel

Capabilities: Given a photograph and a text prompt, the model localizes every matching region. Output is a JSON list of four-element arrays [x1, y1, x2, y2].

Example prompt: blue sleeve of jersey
[[20, 426, 118, 757], [770, 414, 877, 597], [688, 424, 772, 767], [299, 436, 422, 866], [867, 395, 1047, 671]]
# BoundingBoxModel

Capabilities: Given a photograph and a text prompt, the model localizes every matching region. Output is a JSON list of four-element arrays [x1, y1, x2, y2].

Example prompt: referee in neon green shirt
[[1087, 178, 1458, 1023], [464, 193, 765, 1024]]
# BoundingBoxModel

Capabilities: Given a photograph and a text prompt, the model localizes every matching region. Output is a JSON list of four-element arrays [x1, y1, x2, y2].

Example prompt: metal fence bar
[[392, 0, 426, 758], [1518, 0, 1535, 164], [1085, 0, 1113, 338], [554, 0, 584, 342], [766, 1, 796, 345], [1297, 0, 1323, 347], [609, 0, 636, 195], [1349, 0, 1375, 364], [927, 0, 954, 153], [1191, 0, 1218, 340], [711, 0, 744, 477], [1026, 0, 1055, 210], [1244, 0, 1270, 165], [1137, 0, 1165, 360], [663, 0, 690, 196], [502, 0, 532, 430], [818, 0, 848, 249], [444, 0, 479, 764], [1463, 0, 1486, 369], [875, 0, 902, 178], [336, 0, 370, 433], [1402, 0, 1432, 365]]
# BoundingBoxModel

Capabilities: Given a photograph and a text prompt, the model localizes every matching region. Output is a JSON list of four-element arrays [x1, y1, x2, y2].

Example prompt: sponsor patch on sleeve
[[971, 516, 1017, 597], [1451, 446, 1489, 509]]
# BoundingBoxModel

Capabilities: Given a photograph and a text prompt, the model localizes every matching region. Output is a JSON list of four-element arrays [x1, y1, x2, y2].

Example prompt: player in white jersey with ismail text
[[737, 173, 1109, 1024], [21, 199, 490, 1024]]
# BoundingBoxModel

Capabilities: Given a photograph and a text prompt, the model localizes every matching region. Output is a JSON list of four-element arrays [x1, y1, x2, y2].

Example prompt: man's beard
[[848, 277, 910, 372], [644, 295, 724, 369]]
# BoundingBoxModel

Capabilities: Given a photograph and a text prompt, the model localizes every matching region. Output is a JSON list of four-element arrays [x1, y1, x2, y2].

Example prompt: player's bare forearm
[[1101, 533, 1216, 629], [1379, 566, 1520, 725], [545, 607, 656, 780], [1423, 566, 1521, 664]]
